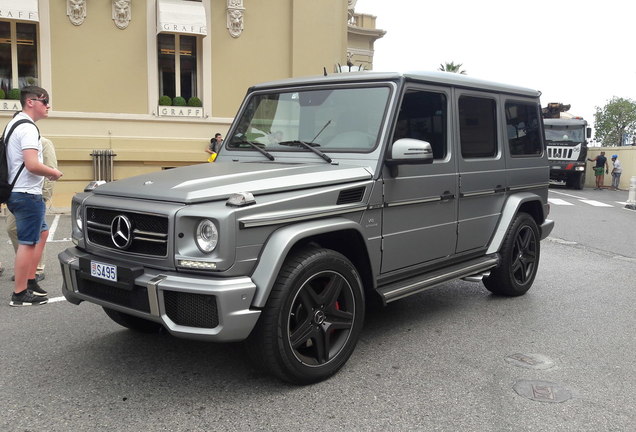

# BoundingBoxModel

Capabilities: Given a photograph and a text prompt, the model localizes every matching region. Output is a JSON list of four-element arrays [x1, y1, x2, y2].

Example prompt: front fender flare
[[486, 193, 549, 255], [250, 218, 365, 308]]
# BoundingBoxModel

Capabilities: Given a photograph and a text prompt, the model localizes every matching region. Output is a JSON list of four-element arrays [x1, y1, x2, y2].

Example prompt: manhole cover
[[505, 353, 555, 370], [513, 380, 572, 403]]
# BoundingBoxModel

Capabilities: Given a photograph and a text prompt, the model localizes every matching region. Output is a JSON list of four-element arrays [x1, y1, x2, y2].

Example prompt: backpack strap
[[2, 119, 39, 186]]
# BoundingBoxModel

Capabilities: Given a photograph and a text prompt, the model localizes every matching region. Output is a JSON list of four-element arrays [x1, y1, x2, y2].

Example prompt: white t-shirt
[[612, 159, 622, 174], [4, 112, 44, 195]]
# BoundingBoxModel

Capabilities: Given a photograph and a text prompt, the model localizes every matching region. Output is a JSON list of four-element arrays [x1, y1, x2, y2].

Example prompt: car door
[[381, 85, 459, 273], [455, 91, 507, 254]]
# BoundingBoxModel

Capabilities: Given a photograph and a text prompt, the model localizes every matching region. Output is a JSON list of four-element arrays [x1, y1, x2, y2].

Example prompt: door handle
[[440, 191, 455, 201]]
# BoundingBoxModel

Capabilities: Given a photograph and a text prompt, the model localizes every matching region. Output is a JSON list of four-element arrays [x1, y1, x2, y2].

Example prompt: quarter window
[[505, 102, 543, 156], [459, 96, 497, 158], [0, 21, 38, 94]]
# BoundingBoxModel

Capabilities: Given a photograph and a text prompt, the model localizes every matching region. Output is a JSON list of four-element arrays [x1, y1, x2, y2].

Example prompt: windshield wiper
[[277, 120, 333, 163], [233, 140, 275, 161], [278, 140, 332, 163]]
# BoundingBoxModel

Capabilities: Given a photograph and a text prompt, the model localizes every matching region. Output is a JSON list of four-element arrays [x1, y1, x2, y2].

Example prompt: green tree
[[594, 97, 636, 146], [439, 61, 466, 74]]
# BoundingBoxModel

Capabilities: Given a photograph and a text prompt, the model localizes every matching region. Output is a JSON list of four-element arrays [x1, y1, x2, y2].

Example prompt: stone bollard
[[626, 176, 636, 210]]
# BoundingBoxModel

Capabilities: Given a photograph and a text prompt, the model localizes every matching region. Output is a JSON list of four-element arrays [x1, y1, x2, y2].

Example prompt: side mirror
[[385, 138, 434, 177], [586, 127, 592, 139]]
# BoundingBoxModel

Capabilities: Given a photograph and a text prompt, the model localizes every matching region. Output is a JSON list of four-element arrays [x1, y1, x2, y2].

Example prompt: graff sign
[[0, 10, 39, 22], [158, 106, 203, 118], [0, 100, 22, 111], [160, 24, 207, 36]]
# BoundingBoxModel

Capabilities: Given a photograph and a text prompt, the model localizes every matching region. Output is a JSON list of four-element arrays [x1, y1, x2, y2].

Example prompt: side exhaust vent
[[337, 187, 365, 205]]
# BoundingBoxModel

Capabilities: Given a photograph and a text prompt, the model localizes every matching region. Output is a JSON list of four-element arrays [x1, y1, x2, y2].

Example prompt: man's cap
[[612, 154, 618, 158]]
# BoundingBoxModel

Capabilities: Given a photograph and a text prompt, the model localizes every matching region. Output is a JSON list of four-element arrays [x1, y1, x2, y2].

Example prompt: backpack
[[0, 119, 36, 204]]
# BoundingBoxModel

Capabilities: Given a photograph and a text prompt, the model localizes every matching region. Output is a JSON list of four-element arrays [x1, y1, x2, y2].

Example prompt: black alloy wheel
[[247, 247, 365, 384], [484, 212, 540, 296]]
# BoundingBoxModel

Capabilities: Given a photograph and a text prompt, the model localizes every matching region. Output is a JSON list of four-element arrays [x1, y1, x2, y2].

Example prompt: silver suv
[[59, 71, 553, 384]]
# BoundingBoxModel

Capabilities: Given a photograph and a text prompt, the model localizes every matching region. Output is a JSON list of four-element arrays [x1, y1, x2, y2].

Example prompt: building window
[[158, 33, 198, 101], [0, 20, 38, 95]]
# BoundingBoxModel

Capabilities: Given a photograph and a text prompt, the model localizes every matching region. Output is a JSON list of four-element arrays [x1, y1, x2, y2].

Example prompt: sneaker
[[28, 279, 48, 297], [10, 290, 48, 307]]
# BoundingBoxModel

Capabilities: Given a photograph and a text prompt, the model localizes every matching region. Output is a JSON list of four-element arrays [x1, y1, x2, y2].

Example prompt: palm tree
[[439, 61, 467, 74]]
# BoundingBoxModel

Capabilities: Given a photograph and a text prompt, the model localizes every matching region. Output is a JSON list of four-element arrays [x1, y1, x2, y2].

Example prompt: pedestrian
[[206, 132, 223, 162], [610, 154, 622, 191], [587, 151, 609, 190], [7, 136, 58, 281], [4, 86, 63, 306]]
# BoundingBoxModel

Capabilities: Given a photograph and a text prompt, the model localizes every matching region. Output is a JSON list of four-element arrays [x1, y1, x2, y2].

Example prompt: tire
[[483, 213, 540, 296], [246, 247, 365, 384], [567, 172, 584, 190], [574, 172, 585, 190], [103, 307, 163, 333]]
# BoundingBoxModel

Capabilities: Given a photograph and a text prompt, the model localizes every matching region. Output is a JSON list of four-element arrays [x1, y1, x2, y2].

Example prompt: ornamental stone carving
[[227, 0, 245, 38], [112, 0, 132, 30], [67, 0, 87, 26]]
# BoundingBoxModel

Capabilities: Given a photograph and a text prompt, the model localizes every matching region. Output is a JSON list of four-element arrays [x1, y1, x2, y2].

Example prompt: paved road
[[0, 195, 634, 431]]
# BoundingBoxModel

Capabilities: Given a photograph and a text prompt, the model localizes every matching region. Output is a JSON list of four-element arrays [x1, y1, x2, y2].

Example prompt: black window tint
[[459, 96, 497, 158], [392, 90, 447, 159], [506, 102, 543, 156]]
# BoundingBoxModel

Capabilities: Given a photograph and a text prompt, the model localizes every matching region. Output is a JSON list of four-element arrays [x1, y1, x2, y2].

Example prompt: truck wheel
[[247, 247, 365, 384], [483, 213, 540, 296], [573, 172, 585, 190], [103, 307, 163, 333]]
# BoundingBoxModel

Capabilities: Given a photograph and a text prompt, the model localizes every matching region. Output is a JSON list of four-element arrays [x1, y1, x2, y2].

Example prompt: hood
[[92, 161, 373, 204]]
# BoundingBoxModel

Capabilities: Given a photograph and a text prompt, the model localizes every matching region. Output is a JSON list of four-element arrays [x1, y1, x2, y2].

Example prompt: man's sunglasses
[[30, 98, 49, 105]]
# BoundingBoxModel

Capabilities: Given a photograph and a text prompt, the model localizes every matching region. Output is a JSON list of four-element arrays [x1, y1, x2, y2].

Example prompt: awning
[[157, 0, 207, 37], [0, 0, 39, 22]]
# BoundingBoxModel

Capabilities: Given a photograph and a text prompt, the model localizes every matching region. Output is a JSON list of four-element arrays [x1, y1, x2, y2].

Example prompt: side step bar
[[377, 255, 499, 304]]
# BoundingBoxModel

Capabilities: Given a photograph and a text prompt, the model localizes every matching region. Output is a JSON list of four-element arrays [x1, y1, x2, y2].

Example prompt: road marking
[[48, 296, 66, 304], [47, 214, 61, 242], [579, 199, 613, 207], [548, 198, 573, 206], [549, 190, 586, 200]]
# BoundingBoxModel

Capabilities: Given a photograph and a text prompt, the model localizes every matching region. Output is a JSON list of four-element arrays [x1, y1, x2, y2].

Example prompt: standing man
[[587, 151, 609, 190], [5, 86, 63, 306], [7, 136, 58, 281], [610, 154, 622, 191], [206, 132, 223, 162]]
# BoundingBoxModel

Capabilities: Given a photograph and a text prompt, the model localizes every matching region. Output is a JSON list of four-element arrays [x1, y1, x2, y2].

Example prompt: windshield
[[544, 126, 585, 143], [228, 86, 390, 153]]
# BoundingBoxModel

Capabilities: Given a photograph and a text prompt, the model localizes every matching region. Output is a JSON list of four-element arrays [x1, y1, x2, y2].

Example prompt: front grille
[[78, 278, 150, 312], [86, 207, 169, 256], [164, 291, 219, 328], [547, 146, 573, 160]]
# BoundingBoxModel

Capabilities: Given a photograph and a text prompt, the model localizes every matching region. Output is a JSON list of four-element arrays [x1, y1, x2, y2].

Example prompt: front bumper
[[58, 247, 261, 342]]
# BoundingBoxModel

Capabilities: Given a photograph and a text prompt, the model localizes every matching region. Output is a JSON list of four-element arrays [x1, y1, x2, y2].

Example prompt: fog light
[[178, 260, 217, 270]]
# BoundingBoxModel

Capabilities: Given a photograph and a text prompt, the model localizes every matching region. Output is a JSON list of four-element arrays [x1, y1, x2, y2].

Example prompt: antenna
[[323, 67, 327, 77]]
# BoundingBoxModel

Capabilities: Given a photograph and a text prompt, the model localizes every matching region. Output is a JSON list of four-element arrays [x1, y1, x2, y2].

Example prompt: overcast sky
[[355, 0, 635, 135]]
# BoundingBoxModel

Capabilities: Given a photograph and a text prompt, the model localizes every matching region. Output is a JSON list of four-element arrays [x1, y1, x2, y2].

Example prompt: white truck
[[542, 103, 592, 189]]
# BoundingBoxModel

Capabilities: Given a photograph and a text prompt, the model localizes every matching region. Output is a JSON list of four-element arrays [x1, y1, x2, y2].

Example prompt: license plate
[[91, 261, 118, 282]]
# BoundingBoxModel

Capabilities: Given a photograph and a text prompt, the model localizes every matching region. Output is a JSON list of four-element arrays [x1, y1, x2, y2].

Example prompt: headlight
[[75, 205, 83, 230], [195, 219, 218, 253]]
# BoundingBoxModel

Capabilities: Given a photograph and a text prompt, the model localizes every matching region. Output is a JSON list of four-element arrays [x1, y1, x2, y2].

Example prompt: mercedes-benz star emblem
[[111, 215, 133, 250]]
